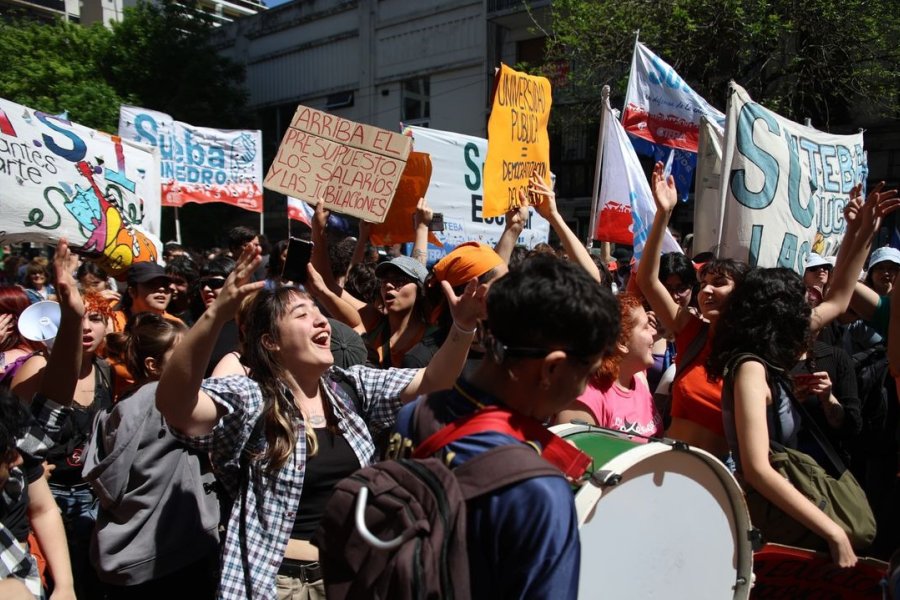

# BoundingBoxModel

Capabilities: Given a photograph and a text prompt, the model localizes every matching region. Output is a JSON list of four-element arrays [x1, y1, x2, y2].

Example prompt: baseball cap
[[430, 242, 504, 288], [868, 247, 900, 270], [804, 253, 832, 270], [328, 318, 367, 369], [375, 256, 428, 284], [127, 262, 173, 287]]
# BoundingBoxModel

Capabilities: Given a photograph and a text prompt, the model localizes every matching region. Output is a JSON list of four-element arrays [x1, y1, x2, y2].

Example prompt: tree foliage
[[546, 0, 900, 127], [0, 0, 250, 133]]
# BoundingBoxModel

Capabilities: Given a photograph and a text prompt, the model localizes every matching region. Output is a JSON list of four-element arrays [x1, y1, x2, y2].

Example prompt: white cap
[[868, 247, 900, 270], [804, 253, 831, 270]]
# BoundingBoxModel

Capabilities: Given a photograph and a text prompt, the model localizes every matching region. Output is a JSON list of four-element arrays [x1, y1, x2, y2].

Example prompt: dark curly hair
[[706, 267, 811, 380], [698, 258, 750, 286]]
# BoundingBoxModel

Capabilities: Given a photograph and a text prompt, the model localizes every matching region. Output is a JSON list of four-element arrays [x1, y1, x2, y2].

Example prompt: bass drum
[[550, 423, 753, 600]]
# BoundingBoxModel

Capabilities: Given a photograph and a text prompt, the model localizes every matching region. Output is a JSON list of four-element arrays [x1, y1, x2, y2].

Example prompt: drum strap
[[412, 406, 592, 481]]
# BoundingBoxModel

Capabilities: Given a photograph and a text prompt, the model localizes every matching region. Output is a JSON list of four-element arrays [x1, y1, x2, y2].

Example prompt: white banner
[[119, 105, 263, 212], [404, 126, 549, 262], [596, 98, 682, 260], [692, 117, 725, 255], [0, 97, 162, 275], [718, 83, 865, 271]]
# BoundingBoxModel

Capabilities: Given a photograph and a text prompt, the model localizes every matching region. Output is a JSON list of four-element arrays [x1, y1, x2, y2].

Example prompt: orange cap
[[431, 242, 504, 288]]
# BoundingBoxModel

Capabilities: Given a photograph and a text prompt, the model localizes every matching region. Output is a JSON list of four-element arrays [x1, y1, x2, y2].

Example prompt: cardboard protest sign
[[692, 117, 725, 255], [403, 126, 550, 263], [0, 97, 162, 276], [369, 152, 440, 247], [753, 544, 887, 599], [483, 64, 552, 218], [718, 83, 865, 271], [265, 105, 411, 223], [119, 105, 263, 213]]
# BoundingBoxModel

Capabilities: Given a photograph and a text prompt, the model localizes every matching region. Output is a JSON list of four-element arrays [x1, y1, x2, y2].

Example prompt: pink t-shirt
[[577, 374, 662, 442]]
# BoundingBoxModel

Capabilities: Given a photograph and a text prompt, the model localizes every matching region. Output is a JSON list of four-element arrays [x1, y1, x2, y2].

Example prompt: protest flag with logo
[[622, 41, 725, 199]]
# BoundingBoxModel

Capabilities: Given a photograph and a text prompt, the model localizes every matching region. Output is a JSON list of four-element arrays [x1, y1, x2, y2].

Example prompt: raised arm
[[38, 240, 83, 405], [813, 182, 900, 333], [889, 276, 900, 377], [399, 279, 486, 401], [305, 262, 362, 328], [311, 200, 367, 311], [528, 174, 601, 282], [412, 197, 432, 266], [849, 281, 880, 321], [157, 245, 264, 437], [495, 204, 528, 264], [636, 162, 692, 335], [350, 220, 372, 269]]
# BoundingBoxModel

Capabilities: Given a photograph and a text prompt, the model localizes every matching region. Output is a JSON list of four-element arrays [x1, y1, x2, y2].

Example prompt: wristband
[[452, 322, 477, 336]]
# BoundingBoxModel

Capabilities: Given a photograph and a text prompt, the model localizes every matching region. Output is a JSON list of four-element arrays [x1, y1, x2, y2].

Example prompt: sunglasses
[[200, 277, 226, 290]]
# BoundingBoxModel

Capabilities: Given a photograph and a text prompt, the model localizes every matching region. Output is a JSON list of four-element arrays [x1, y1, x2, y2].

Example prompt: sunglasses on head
[[200, 277, 226, 290]]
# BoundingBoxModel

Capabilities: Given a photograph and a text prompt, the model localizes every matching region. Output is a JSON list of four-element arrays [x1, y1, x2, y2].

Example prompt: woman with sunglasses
[[156, 243, 484, 599]]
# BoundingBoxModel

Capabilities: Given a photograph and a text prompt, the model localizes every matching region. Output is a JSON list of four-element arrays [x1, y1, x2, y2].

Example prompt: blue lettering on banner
[[731, 103, 780, 210], [749, 224, 764, 267], [133, 114, 158, 147], [778, 232, 799, 269], [784, 130, 813, 228], [35, 112, 86, 163], [464, 143, 481, 191], [821, 144, 840, 193], [836, 145, 854, 193]]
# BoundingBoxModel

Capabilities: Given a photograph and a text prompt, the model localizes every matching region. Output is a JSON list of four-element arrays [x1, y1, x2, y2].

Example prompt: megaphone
[[18, 301, 61, 349]]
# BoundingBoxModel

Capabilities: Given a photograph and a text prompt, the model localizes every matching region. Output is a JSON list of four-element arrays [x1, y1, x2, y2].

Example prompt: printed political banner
[[0, 97, 162, 275], [622, 42, 725, 199], [595, 97, 682, 260], [483, 64, 552, 218], [717, 83, 865, 271], [119, 105, 263, 213], [403, 126, 550, 263], [369, 152, 440, 247], [265, 105, 411, 223], [692, 117, 725, 255]]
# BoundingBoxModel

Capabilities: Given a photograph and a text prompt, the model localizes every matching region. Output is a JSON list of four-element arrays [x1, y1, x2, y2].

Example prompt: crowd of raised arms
[[0, 167, 899, 599]]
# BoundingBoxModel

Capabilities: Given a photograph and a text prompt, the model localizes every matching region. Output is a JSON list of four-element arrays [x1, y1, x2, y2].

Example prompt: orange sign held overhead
[[370, 152, 440, 247], [482, 64, 552, 219], [264, 105, 412, 223]]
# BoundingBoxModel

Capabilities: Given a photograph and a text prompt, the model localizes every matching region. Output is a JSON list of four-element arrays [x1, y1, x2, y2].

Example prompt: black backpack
[[313, 403, 590, 600]]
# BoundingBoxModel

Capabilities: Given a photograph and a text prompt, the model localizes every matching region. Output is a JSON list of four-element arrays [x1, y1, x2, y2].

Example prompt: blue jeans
[[50, 483, 103, 597]]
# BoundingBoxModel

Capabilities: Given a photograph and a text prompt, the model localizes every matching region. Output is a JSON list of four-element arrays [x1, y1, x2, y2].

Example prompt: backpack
[[313, 403, 591, 600]]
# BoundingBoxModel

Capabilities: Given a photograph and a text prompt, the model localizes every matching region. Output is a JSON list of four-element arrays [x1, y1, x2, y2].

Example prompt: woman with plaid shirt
[[157, 243, 484, 600]]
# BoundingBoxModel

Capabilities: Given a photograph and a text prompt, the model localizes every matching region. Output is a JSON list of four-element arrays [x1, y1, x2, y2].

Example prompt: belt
[[278, 558, 322, 583]]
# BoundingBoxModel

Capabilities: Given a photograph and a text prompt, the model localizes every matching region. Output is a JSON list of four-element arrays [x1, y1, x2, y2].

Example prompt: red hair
[[83, 292, 113, 320], [0, 286, 40, 352], [591, 293, 643, 389]]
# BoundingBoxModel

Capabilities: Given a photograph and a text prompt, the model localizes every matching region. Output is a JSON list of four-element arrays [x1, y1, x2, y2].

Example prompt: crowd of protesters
[[0, 167, 898, 599]]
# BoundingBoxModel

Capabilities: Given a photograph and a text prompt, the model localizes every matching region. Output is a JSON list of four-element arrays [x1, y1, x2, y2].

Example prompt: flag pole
[[174, 206, 182, 244], [259, 209, 265, 236], [587, 85, 611, 250]]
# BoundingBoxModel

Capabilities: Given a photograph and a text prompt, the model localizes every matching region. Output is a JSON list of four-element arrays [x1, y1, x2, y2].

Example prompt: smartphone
[[282, 237, 313, 284], [430, 213, 445, 232]]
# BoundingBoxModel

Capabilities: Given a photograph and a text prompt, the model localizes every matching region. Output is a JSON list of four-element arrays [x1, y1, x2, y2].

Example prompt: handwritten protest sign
[[369, 152, 440, 246], [403, 126, 550, 263], [0, 97, 162, 276], [119, 105, 263, 213], [717, 83, 865, 271], [483, 64, 552, 218], [265, 105, 411, 223]]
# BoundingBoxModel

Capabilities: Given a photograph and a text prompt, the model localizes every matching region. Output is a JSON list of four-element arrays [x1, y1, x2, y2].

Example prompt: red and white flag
[[287, 196, 315, 226]]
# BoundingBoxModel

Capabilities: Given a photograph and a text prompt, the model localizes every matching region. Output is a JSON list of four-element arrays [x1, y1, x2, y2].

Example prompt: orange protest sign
[[369, 152, 441, 247], [482, 63, 552, 219], [264, 105, 412, 223]]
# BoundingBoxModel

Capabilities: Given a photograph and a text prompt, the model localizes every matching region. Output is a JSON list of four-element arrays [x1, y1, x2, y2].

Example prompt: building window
[[402, 77, 430, 124], [326, 91, 354, 110]]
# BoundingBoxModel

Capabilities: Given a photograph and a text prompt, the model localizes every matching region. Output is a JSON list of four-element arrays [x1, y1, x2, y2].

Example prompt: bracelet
[[452, 322, 477, 335]]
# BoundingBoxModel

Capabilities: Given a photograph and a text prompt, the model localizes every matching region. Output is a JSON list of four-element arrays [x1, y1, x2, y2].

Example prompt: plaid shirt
[[171, 365, 418, 600], [0, 394, 70, 599]]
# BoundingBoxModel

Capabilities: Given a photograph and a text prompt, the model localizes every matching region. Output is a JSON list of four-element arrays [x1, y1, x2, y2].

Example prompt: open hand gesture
[[214, 242, 265, 319], [414, 197, 433, 230], [313, 200, 330, 235], [651, 161, 678, 214], [527, 173, 557, 220], [442, 278, 488, 332]]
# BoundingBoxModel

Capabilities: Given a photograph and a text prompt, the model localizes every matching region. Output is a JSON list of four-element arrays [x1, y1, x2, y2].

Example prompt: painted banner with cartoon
[[0, 97, 162, 275], [119, 105, 263, 213], [717, 83, 865, 272]]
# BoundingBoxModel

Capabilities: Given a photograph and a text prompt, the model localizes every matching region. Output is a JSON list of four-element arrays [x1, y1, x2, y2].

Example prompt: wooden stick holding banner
[[587, 85, 611, 249], [174, 207, 182, 244], [264, 105, 412, 223], [482, 63, 552, 219]]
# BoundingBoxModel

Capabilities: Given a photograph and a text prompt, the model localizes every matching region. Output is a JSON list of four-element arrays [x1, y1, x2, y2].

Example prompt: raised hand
[[651, 161, 678, 214], [54, 239, 84, 318], [505, 203, 530, 234], [214, 242, 265, 319], [313, 199, 330, 236], [413, 197, 433, 230], [442, 278, 488, 331], [527, 173, 558, 220]]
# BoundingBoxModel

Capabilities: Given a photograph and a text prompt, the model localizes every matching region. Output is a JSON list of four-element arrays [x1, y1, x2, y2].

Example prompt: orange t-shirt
[[671, 314, 724, 436]]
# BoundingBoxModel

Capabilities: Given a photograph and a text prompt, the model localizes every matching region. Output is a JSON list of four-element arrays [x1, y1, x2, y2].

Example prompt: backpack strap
[[412, 405, 591, 481], [453, 444, 563, 500]]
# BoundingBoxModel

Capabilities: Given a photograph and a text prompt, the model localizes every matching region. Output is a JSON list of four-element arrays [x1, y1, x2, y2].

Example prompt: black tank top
[[291, 428, 360, 540]]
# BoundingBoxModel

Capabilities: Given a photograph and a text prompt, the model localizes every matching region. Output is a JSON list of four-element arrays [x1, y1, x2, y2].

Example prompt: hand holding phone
[[429, 213, 444, 232], [282, 237, 313, 284]]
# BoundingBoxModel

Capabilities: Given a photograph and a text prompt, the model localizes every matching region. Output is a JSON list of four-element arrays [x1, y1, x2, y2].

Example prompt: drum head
[[553, 425, 752, 600]]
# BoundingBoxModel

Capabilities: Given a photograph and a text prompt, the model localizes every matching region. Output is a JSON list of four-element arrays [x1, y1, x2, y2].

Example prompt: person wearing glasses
[[394, 255, 619, 599], [188, 256, 240, 378]]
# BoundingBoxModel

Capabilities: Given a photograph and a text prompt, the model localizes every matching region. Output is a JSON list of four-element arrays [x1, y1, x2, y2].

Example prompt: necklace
[[307, 414, 326, 427]]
